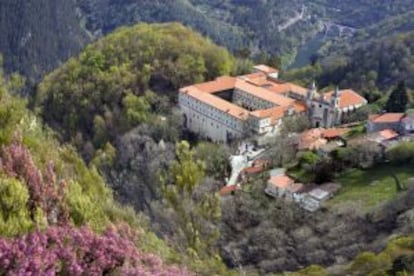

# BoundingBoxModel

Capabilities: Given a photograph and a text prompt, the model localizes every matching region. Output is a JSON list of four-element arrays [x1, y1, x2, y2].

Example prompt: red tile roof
[[193, 76, 236, 93], [325, 89, 367, 109], [219, 185, 239, 196], [180, 86, 248, 120], [322, 128, 350, 139], [253, 159, 271, 167], [250, 106, 287, 123], [239, 72, 267, 81], [242, 166, 264, 174], [368, 113, 405, 123], [235, 80, 295, 107], [378, 129, 399, 140], [268, 175, 294, 189], [293, 102, 307, 113], [298, 128, 327, 150]]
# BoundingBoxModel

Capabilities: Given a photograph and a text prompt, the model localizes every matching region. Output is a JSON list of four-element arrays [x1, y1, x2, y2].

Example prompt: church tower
[[331, 86, 341, 108], [306, 81, 318, 126], [329, 86, 341, 126], [307, 81, 317, 100]]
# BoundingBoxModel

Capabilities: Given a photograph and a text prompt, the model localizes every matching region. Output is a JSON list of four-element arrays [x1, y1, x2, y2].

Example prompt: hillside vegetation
[[2, 0, 413, 81], [284, 31, 414, 102], [0, 0, 90, 81], [36, 22, 233, 159], [79, 0, 414, 64], [0, 66, 196, 274], [34, 23, 235, 274]]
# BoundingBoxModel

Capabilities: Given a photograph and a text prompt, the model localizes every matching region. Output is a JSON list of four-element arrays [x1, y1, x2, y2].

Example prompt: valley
[[0, 1, 413, 275]]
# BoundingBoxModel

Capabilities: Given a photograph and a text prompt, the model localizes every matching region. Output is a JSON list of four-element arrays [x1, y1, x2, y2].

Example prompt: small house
[[367, 113, 405, 133], [265, 175, 304, 201]]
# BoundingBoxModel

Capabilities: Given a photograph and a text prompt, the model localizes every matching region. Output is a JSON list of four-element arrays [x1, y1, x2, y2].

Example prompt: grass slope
[[328, 164, 414, 212]]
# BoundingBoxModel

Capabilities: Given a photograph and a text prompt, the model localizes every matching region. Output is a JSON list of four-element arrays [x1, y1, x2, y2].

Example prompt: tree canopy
[[385, 81, 409, 112], [36, 22, 234, 160]]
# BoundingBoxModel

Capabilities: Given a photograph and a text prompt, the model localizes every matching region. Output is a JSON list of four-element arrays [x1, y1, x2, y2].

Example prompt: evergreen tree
[[385, 81, 408, 112]]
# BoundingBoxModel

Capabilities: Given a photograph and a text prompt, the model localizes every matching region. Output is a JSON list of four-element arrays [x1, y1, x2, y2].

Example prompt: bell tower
[[307, 81, 317, 100], [331, 86, 341, 108]]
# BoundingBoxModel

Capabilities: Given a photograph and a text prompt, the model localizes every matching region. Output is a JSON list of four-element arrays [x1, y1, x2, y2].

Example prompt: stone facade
[[306, 84, 368, 128], [178, 92, 245, 142]]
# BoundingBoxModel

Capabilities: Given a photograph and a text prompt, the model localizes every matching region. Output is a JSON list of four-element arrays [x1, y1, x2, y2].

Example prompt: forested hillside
[[36, 22, 233, 160], [0, 0, 90, 82], [284, 31, 414, 101], [35, 24, 234, 274], [76, 0, 414, 67], [0, 64, 195, 274], [2, 0, 413, 81]]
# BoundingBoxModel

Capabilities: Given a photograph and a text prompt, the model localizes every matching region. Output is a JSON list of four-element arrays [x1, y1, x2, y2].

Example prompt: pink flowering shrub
[[0, 133, 68, 225], [0, 225, 192, 275]]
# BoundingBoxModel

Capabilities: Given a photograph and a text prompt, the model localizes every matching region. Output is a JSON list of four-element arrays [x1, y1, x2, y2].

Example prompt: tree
[[385, 81, 408, 112], [279, 114, 310, 135], [162, 141, 221, 258], [195, 142, 230, 179], [0, 178, 33, 236], [391, 172, 406, 192]]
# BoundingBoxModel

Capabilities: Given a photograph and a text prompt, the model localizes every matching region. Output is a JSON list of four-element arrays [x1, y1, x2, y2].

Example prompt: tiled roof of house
[[193, 76, 236, 93], [288, 84, 309, 97], [264, 82, 307, 96], [368, 113, 405, 123], [298, 128, 327, 150], [378, 129, 399, 140], [250, 106, 287, 121], [253, 64, 279, 74], [239, 72, 267, 81], [235, 79, 295, 107], [219, 185, 239, 196], [293, 102, 307, 113], [325, 89, 367, 109], [322, 128, 350, 139], [242, 166, 264, 174], [245, 77, 271, 87], [252, 159, 270, 167], [367, 129, 400, 143], [180, 86, 248, 120], [268, 175, 294, 189]]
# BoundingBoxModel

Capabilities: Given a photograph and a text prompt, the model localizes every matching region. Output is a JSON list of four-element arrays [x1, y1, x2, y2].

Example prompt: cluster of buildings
[[179, 65, 367, 143], [365, 112, 414, 148], [265, 172, 341, 212], [180, 65, 414, 211], [297, 127, 349, 154], [367, 112, 414, 134], [219, 156, 341, 212]]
